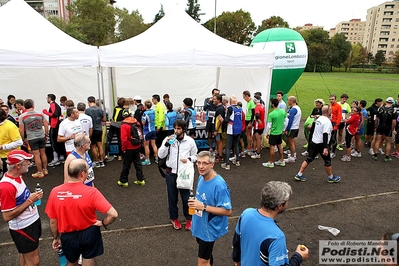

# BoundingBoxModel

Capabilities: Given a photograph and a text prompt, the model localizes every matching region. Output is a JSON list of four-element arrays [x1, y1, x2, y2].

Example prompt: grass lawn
[[287, 72, 399, 117]]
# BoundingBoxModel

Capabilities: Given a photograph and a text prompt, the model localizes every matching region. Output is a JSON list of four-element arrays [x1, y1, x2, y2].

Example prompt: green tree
[[255, 16, 289, 35], [392, 50, 399, 68], [373, 50, 386, 66], [329, 33, 351, 69], [67, 0, 116, 46], [115, 8, 148, 42], [367, 52, 374, 64], [48, 16, 88, 43], [153, 4, 165, 24], [203, 9, 255, 45], [301, 28, 331, 72], [186, 0, 201, 22]]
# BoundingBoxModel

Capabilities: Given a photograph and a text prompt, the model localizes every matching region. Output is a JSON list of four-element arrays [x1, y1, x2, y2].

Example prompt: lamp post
[[214, 0, 217, 33]]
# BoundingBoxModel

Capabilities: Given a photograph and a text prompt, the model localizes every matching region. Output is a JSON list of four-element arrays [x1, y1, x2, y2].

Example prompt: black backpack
[[130, 123, 143, 145], [379, 106, 394, 128]]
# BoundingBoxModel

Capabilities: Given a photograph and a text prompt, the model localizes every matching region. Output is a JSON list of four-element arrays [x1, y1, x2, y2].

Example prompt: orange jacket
[[330, 102, 342, 130]]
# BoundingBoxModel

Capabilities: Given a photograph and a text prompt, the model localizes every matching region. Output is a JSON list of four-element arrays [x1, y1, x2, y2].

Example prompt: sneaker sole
[[294, 176, 306, 182], [117, 181, 129, 188], [134, 181, 146, 186], [327, 179, 340, 183]]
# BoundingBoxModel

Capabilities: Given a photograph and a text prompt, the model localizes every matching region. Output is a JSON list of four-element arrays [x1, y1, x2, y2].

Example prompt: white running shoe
[[262, 162, 274, 168], [301, 151, 309, 157], [275, 160, 286, 167]]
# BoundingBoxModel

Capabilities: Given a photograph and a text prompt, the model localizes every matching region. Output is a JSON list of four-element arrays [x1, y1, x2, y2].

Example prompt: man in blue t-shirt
[[232, 181, 308, 266], [188, 151, 232, 266]]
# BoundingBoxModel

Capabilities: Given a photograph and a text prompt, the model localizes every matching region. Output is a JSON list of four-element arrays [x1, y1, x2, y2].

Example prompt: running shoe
[[239, 152, 246, 158], [154, 157, 158, 164], [369, 148, 375, 155], [43, 169, 49, 175], [221, 163, 230, 170], [301, 151, 309, 157], [94, 162, 100, 168], [294, 174, 306, 182], [234, 161, 240, 167], [117, 181, 129, 187], [99, 161, 105, 167], [185, 220, 192, 231], [373, 154, 378, 161], [171, 219, 182, 230], [117, 156, 123, 161], [336, 144, 343, 151], [351, 151, 362, 157], [32, 172, 44, 178], [341, 155, 351, 162], [384, 156, 392, 162], [133, 180, 146, 186], [141, 159, 151, 166], [378, 148, 385, 155], [262, 162, 274, 168], [284, 157, 296, 164], [275, 160, 286, 167], [330, 152, 336, 159], [303, 143, 308, 149], [327, 175, 341, 183], [251, 153, 261, 159], [48, 160, 60, 167]]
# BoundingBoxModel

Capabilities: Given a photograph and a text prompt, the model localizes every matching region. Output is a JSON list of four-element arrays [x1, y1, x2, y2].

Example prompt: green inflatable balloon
[[251, 28, 308, 97]]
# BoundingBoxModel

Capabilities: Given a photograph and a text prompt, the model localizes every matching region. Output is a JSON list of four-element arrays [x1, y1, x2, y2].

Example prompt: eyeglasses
[[196, 161, 212, 166]]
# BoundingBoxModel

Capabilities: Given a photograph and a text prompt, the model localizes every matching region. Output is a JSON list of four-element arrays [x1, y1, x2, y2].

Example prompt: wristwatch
[[203, 203, 207, 212]]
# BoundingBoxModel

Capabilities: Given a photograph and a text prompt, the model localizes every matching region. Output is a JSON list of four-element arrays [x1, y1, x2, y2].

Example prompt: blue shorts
[[61, 226, 103, 263], [357, 127, 364, 136], [144, 131, 156, 141]]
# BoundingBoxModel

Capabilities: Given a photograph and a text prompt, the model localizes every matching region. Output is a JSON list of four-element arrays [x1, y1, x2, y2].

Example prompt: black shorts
[[9, 218, 41, 254], [338, 122, 345, 130], [196, 237, 215, 260], [269, 134, 282, 146], [253, 129, 264, 135], [287, 129, 299, 138], [90, 130, 103, 144], [366, 120, 375, 136], [376, 127, 392, 137], [61, 225, 103, 263], [205, 120, 213, 133], [28, 138, 46, 150], [245, 120, 251, 127]]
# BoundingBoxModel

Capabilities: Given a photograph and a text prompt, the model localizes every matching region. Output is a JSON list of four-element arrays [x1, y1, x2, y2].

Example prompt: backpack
[[51, 102, 61, 118], [158, 146, 170, 178], [130, 123, 143, 145]]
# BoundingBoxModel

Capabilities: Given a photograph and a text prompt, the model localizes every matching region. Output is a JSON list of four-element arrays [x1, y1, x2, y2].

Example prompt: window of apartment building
[[395, 25, 398, 29], [397, 45, 399, 48], [391, 45, 395, 48]]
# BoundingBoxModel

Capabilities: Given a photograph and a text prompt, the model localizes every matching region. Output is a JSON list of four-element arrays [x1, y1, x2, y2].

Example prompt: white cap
[[386, 97, 394, 103], [133, 95, 142, 100]]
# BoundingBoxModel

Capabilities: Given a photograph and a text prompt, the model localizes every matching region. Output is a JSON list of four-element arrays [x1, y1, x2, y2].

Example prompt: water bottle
[[168, 134, 177, 145], [58, 246, 67, 266], [188, 190, 196, 215], [34, 183, 42, 206]]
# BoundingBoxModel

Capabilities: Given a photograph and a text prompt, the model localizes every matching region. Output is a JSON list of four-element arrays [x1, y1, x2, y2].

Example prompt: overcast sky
[[114, 0, 387, 30]]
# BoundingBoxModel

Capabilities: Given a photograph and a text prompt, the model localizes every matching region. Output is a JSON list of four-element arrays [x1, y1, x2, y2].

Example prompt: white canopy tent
[[99, 7, 274, 111], [0, 0, 101, 112]]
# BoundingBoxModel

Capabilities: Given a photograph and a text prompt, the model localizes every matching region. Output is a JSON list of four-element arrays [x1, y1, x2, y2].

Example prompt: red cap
[[6, 150, 33, 165]]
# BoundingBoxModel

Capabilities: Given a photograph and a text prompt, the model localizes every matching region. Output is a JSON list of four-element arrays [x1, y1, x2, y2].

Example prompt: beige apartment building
[[363, 0, 399, 62], [329, 19, 366, 45], [0, 0, 59, 18]]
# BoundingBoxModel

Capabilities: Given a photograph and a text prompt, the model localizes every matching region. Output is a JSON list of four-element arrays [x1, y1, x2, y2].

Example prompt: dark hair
[[163, 94, 170, 99], [374, 98, 383, 104], [352, 100, 358, 106], [359, 100, 367, 108], [152, 94, 160, 102], [47, 94, 56, 102], [60, 96, 67, 102], [66, 107, 75, 117], [340, 94, 349, 99], [215, 94, 222, 102], [77, 102, 86, 111], [23, 99, 34, 109], [117, 97, 125, 107], [173, 119, 187, 131], [65, 100, 74, 108], [212, 88, 220, 95], [166, 102, 173, 111], [0, 109, 7, 123], [7, 95, 15, 109], [270, 98, 279, 108], [242, 90, 251, 97], [87, 96, 96, 103], [276, 91, 284, 96], [183, 98, 193, 107]]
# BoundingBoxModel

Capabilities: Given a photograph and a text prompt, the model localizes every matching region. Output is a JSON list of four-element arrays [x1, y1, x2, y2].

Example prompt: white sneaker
[[369, 148, 375, 155], [350, 149, 356, 155], [301, 151, 309, 157], [378, 148, 385, 155], [351, 151, 362, 157], [341, 155, 351, 162], [274, 146, 278, 152], [275, 160, 286, 167], [284, 150, 291, 155], [262, 162, 274, 168], [229, 156, 236, 162], [330, 152, 336, 159], [251, 153, 261, 159], [284, 157, 296, 164]]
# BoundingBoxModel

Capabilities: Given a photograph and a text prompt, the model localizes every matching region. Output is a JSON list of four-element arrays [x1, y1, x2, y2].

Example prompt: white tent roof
[[99, 8, 274, 68], [0, 0, 98, 68]]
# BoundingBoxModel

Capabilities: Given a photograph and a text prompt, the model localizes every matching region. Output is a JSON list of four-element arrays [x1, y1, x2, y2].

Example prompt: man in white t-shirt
[[57, 107, 82, 156], [77, 102, 93, 137], [294, 105, 341, 183], [284, 96, 302, 164]]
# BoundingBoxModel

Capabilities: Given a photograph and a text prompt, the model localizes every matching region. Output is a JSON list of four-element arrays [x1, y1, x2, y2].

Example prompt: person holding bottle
[[188, 150, 232, 266], [0, 150, 43, 266]]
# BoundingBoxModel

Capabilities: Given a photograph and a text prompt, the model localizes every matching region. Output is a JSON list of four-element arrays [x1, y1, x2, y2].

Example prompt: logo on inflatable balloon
[[251, 28, 308, 96]]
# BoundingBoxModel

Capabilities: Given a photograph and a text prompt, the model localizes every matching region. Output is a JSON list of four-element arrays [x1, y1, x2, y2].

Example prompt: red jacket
[[120, 117, 142, 151]]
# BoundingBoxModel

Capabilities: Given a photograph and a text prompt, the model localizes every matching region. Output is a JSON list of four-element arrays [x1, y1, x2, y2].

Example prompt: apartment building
[[297, 23, 324, 31], [330, 19, 366, 45], [363, 0, 399, 62], [0, 0, 64, 18]]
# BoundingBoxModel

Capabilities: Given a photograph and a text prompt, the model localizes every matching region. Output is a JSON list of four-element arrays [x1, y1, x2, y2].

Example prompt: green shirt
[[155, 102, 165, 128], [268, 108, 286, 135], [245, 99, 256, 121]]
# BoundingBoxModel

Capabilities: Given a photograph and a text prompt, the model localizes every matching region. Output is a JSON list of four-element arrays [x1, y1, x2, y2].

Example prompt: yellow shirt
[[155, 102, 165, 129], [0, 120, 21, 158]]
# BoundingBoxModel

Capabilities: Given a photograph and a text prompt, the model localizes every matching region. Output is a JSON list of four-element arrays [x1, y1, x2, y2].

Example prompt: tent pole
[[215, 67, 220, 88]]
